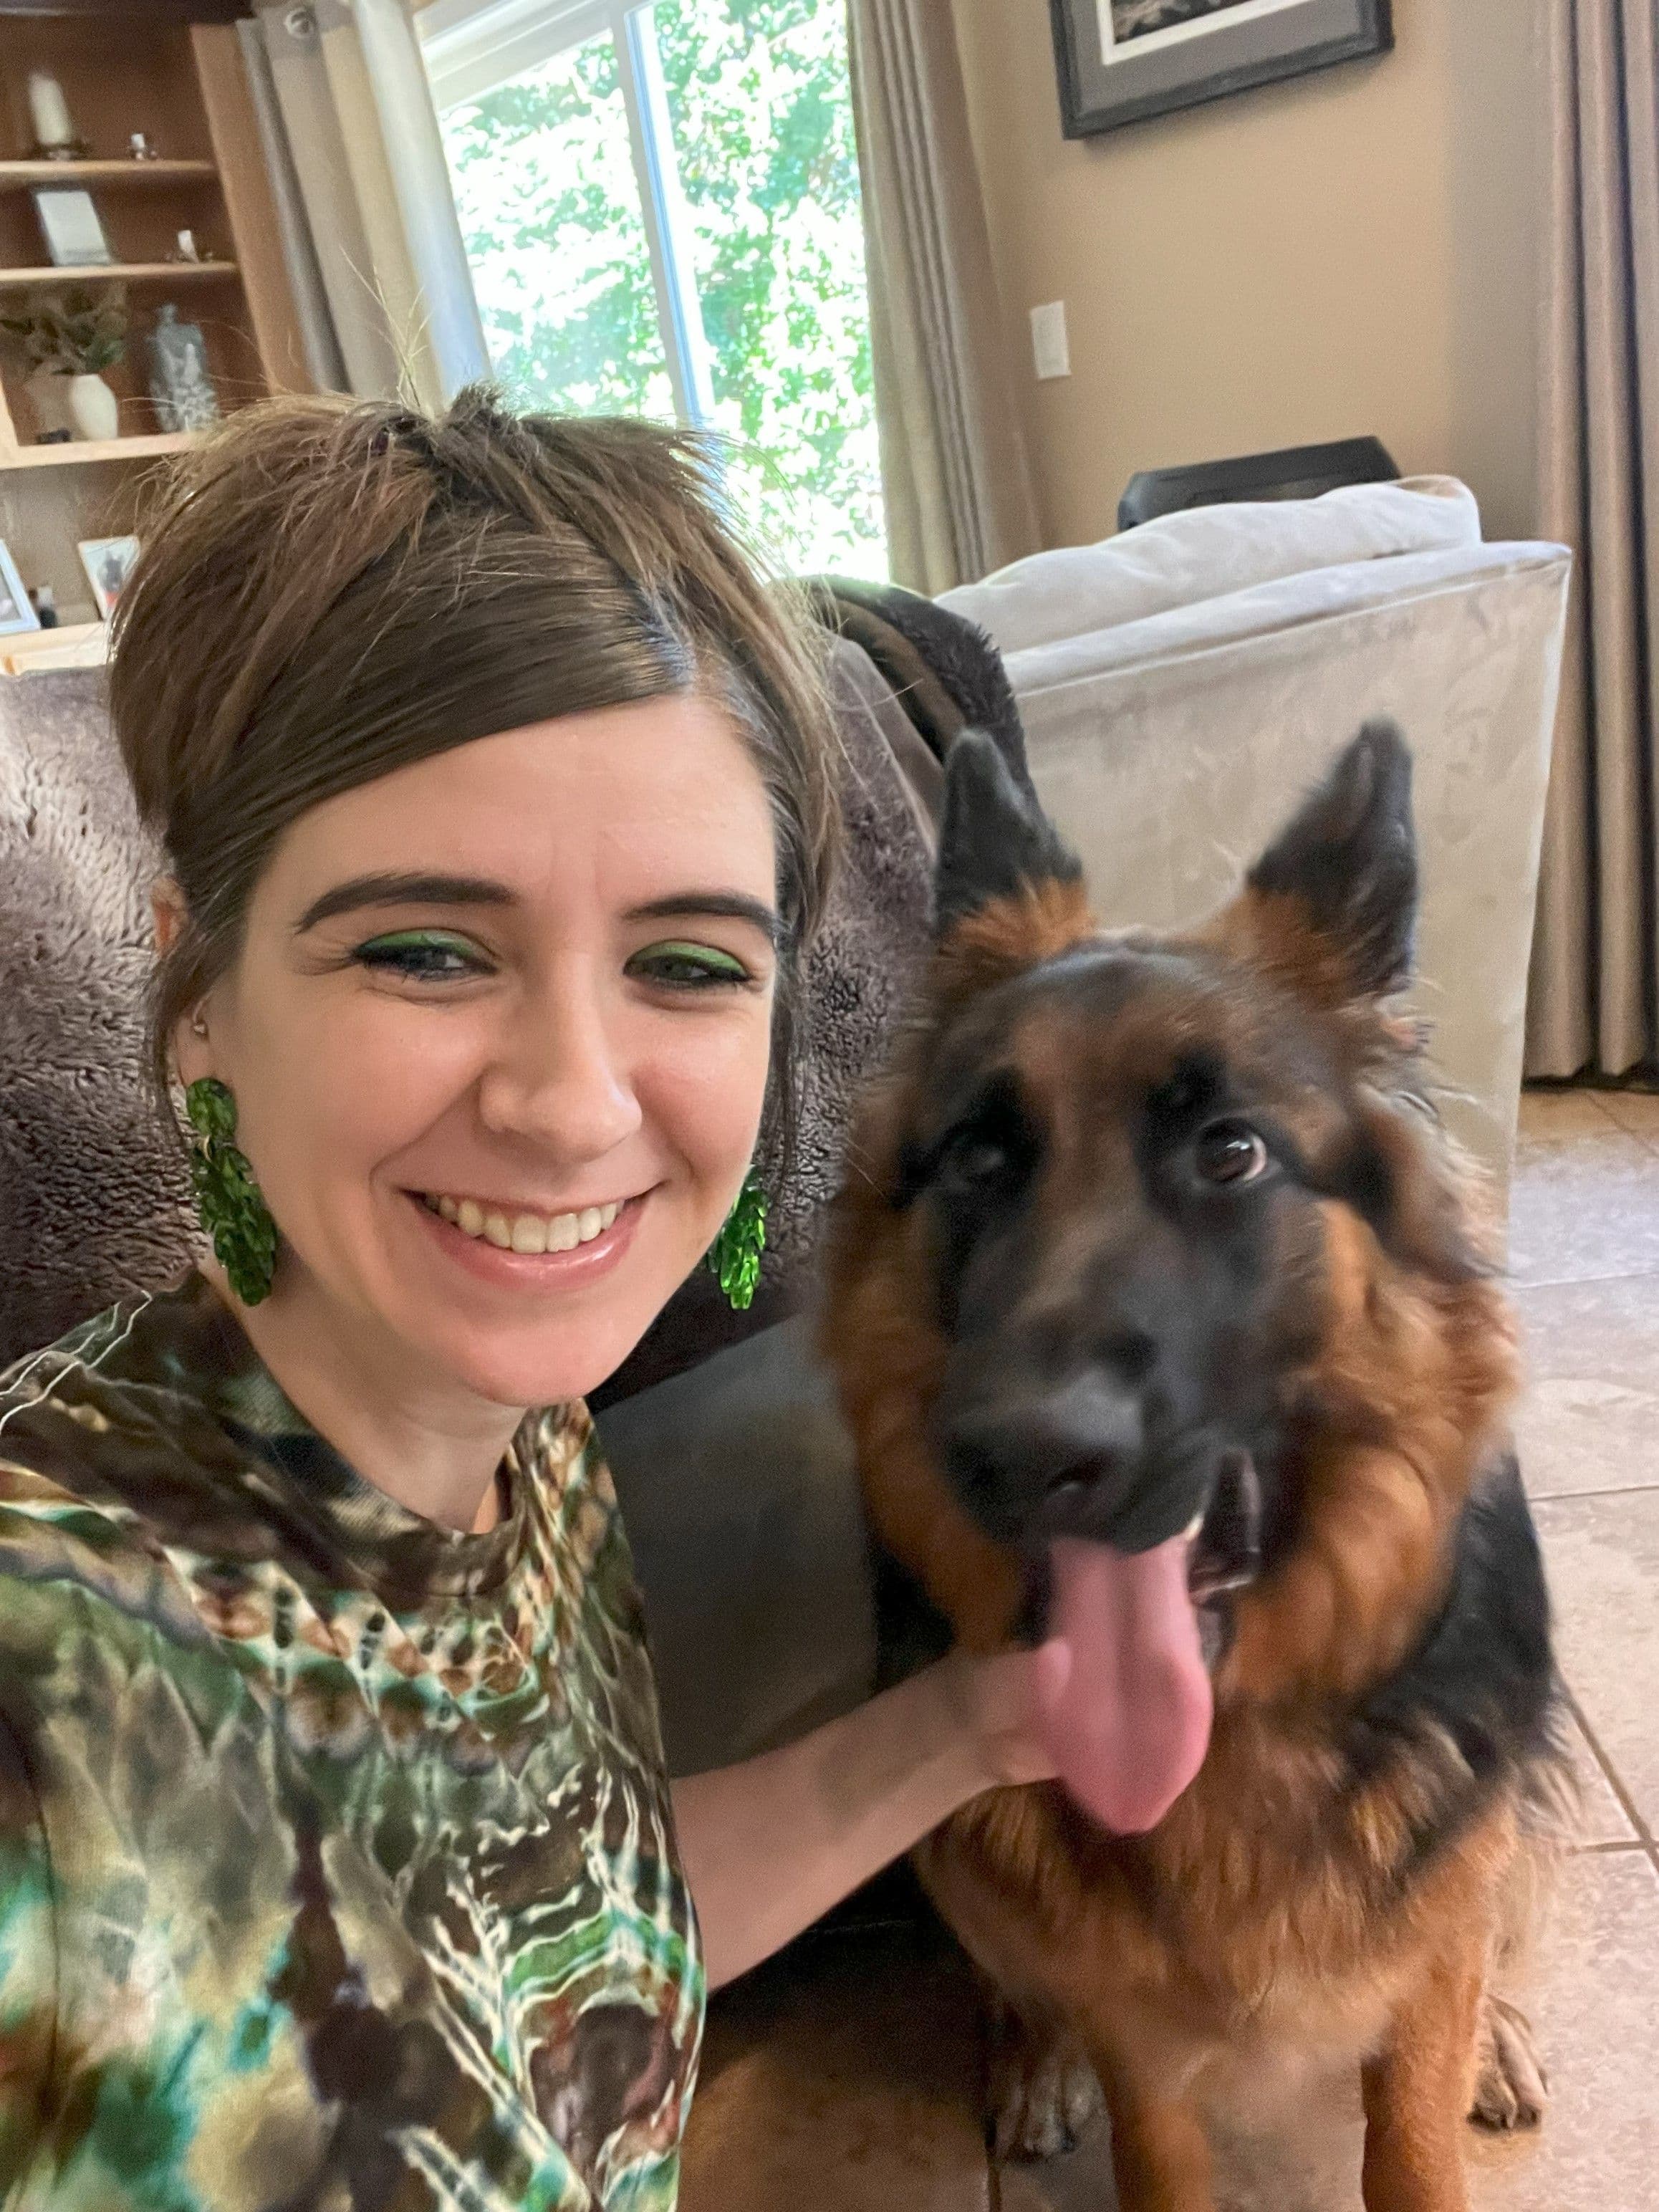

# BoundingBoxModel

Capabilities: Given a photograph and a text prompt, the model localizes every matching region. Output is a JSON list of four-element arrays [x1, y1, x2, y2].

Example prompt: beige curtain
[[249, 0, 489, 412], [1528, 0, 1659, 1077], [847, 0, 1042, 595]]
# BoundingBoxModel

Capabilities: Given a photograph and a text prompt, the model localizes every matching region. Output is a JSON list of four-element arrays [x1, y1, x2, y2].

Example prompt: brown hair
[[111, 386, 840, 1160]]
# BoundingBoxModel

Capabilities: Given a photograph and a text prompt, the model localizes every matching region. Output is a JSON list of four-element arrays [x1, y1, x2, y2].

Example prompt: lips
[[1035, 1450, 1262, 1834]]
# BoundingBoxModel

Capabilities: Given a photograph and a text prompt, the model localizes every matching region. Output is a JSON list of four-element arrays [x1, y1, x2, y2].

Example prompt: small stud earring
[[191, 1008, 208, 1038]]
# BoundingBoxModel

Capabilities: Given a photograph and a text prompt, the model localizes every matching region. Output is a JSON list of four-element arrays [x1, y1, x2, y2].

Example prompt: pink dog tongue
[[1040, 1534, 1213, 1833]]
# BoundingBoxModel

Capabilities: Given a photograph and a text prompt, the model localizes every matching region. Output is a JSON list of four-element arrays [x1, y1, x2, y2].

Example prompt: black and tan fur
[[822, 726, 1566, 2211]]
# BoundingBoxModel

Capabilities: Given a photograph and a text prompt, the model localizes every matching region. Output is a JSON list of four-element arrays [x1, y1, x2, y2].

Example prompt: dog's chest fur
[[920, 1708, 1519, 2106]]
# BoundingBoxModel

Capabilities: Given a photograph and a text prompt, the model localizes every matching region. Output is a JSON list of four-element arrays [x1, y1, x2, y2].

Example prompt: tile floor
[[1014, 1087, 1659, 2212]]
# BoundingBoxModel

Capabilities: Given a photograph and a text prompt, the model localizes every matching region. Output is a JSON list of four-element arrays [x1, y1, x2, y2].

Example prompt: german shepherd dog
[[822, 725, 1564, 2211]]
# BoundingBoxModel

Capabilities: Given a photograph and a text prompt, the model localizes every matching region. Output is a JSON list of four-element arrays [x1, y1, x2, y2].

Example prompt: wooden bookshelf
[[0, 261, 239, 289], [0, 158, 218, 185], [0, 8, 312, 625], [6, 428, 198, 468]]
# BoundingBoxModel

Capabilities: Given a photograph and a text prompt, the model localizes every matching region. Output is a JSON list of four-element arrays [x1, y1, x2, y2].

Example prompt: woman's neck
[[212, 1264, 524, 1534]]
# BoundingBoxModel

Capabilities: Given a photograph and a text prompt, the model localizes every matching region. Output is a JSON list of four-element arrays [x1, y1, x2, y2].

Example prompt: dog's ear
[[935, 728, 1085, 936], [1225, 723, 1418, 1006]]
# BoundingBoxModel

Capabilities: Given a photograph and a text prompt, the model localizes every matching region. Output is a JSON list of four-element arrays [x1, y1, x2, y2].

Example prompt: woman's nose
[[475, 966, 642, 1160]]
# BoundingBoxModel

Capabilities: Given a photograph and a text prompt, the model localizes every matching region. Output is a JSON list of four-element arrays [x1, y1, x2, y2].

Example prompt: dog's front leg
[[1360, 1933, 1484, 2212], [1083, 2037, 1214, 2212]]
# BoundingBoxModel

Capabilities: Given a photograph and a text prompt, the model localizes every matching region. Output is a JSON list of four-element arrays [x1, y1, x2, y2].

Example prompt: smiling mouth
[[418, 1191, 631, 1256]]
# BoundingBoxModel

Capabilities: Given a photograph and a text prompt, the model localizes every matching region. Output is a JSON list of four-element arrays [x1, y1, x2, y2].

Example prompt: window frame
[[419, 0, 716, 425]]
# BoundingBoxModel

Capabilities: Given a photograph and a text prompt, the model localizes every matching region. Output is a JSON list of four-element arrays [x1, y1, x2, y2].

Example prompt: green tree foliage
[[440, 0, 887, 577]]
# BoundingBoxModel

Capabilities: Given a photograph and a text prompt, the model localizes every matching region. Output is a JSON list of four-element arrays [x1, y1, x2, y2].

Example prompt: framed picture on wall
[[77, 535, 139, 621], [0, 542, 40, 637], [1049, 0, 1393, 139]]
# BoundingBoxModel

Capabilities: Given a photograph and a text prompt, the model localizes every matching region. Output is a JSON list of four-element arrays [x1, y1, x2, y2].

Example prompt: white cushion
[[1004, 539, 1572, 1195], [937, 476, 1483, 657]]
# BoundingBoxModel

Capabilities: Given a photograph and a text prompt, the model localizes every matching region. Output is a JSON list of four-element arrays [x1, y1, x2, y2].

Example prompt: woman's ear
[[152, 876, 186, 956], [153, 877, 212, 1085]]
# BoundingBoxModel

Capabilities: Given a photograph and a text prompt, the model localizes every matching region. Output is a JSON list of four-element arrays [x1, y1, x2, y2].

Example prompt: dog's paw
[[1469, 1994, 1548, 2131], [990, 2019, 1105, 2162]]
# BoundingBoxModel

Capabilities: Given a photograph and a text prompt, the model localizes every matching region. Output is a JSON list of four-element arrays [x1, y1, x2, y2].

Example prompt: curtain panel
[[1528, 0, 1659, 1078], [246, 0, 489, 412], [847, 0, 1041, 595]]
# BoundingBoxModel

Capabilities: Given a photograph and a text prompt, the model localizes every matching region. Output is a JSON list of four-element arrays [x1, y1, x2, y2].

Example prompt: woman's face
[[178, 697, 778, 1408]]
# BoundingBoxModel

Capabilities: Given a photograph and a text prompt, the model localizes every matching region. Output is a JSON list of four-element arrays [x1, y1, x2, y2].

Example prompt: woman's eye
[[627, 940, 753, 990], [352, 930, 490, 981], [1193, 1120, 1271, 1187]]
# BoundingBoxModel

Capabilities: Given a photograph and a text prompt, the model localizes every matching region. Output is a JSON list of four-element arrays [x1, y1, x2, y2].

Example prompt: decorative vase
[[147, 304, 219, 433], [67, 371, 119, 442]]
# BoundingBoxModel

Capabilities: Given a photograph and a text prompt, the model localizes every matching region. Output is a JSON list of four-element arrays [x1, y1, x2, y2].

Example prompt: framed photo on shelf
[[0, 542, 42, 636], [78, 534, 139, 620], [32, 186, 112, 269], [1049, 0, 1393, 138]]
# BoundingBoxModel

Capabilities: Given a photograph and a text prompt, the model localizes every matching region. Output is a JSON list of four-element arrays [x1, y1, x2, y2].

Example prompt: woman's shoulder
[[0, 1285, 239, 1648], [0, 1294, 165, 1519]]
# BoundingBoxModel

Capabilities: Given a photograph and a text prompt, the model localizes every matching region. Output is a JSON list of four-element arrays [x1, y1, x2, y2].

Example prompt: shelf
[[0, 160, 218, 186], [1, 430, 198, 470], [0, 261, 237, 289], [0, 620, 107, 675]]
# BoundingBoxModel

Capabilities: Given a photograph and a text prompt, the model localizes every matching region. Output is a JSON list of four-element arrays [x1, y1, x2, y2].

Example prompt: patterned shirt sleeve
[[0, 1711, 55, 2200]]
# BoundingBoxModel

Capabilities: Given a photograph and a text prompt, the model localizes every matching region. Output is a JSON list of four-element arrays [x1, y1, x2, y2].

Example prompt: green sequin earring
[[706, 1168, 767, 1312], [185, 1077, 278, 1307]]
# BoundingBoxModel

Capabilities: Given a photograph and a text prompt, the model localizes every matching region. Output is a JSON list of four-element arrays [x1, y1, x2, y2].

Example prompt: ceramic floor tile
[[1555, 1703, 1640, 1847], [1511, 1274, 1659, 1499], [1533, 1489, 1659, 1837], [1017, 1847, 1659, 2212], [1515, 1087, 1620, 1148], [1592, 1087, 1659, 1148], [1468, 1850, 1659, 2211], [1505, 1125, 1659, 1287]]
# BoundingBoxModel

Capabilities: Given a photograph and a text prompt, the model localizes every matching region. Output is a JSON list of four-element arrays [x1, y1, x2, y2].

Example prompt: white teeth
[[430, 1193, 629, 1251], [1185, 1511, 1205, 1542]]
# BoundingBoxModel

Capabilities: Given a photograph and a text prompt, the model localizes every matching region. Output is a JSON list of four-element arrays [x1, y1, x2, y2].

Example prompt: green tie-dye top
[[0, 1275, 703, 2211]]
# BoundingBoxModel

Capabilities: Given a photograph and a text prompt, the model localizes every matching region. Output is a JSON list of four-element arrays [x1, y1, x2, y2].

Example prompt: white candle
[[27, 72, 74, 151]]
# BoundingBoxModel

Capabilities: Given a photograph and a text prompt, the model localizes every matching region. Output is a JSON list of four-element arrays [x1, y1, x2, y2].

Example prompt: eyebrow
[[293, 872, 782, 946], [623, 892, 782, 946], [294, 872, 514, 934]]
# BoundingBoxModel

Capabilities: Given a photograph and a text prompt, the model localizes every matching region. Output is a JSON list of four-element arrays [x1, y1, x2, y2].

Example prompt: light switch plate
[[1030, 299, 1070, 381]]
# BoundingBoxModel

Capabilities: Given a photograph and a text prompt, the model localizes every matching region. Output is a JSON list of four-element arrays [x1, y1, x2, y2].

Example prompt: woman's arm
[[670, 1644, 1064, 1991]]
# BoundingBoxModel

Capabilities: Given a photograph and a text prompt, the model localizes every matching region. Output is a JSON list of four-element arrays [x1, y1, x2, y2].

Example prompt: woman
[[0, 393, 1061, 2210]]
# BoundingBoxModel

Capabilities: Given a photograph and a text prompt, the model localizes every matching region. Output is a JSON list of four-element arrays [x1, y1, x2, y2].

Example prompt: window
[[421, 0, 887, 577]]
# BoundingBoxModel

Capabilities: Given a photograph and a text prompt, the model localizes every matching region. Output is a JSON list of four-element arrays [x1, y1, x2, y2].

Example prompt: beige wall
[[952, 0, 1544, 550]]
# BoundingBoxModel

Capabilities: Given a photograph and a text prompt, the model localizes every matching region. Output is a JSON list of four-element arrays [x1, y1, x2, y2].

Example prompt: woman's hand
[[936, 1640, 1070, 1791]]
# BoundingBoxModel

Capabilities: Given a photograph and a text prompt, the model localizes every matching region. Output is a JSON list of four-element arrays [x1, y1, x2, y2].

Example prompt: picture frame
[[1049, 0, 1393, 139], [78, 534, 139, 621], [0, 542, 42, 637], [32, 186, 113, 269]]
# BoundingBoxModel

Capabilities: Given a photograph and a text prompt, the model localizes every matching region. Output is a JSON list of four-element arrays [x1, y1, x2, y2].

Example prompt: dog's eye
[[943, 1135, 1009, 1187], [1194, 1120, 1269, 1186]]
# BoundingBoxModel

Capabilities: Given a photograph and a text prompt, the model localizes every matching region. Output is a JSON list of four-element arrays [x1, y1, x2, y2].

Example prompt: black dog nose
[[947, 1372, 1144, 1517]]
